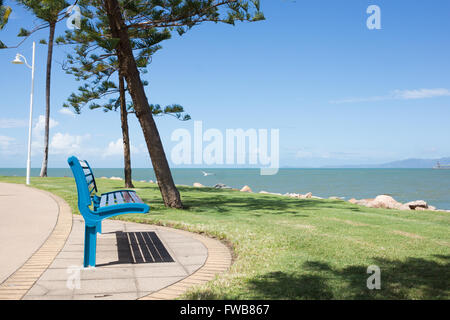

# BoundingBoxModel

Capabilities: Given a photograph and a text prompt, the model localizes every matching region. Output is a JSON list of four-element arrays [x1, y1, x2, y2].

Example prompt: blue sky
[[0, 0, 449, 168]]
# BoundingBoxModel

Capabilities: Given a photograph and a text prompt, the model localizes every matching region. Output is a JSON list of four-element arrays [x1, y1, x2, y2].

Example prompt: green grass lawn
[[1, 176, 449, 299]]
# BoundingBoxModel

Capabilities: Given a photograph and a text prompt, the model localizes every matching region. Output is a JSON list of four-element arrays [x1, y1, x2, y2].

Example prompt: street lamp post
[[12, 41, 36, 185]]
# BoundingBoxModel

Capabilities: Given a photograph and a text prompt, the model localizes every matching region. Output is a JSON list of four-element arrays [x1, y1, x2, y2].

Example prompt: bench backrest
[[68, 156, 98, 208]]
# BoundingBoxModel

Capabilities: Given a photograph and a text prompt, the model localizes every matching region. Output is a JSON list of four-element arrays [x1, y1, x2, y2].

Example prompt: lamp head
[[12, 54, 24, 65]]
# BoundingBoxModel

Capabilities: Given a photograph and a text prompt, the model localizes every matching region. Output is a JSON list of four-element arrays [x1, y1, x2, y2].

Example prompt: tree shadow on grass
[[248, 271, 334, 299], [181, 193, 351, 215], [133, 186, 362, 215], [247, 256, 449, 299]]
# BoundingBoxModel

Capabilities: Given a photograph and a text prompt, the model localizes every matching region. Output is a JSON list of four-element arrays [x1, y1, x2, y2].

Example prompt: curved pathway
[[0, 183, 60, 284], [0, 183, 231, 300], [0, 184, 72, 299]]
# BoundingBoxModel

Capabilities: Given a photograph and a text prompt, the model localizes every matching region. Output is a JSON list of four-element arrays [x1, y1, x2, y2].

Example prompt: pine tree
[[61, 0, 264, 208], [63, 57, 190, 189], [16, 0, 71, 177], [0, 0, 12, 31]]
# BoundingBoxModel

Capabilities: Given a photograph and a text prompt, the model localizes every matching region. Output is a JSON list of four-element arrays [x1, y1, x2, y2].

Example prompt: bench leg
[[84, 225, 97, 267], [96, 221, 102, 234]]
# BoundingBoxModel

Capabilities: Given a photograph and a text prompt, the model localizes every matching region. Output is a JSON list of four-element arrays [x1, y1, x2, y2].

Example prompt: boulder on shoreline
[[240, 185, 253, 193], [110, 176, 123, 181], [404, 200, 428, 210], [193, 182, 204, 188], [349, 198, 373, 206], [260, 191, 283, 195], [283, 192, 323, 199], [214, 183, 232, 189], [367, 195, 403, 210], [347, 195, 440, 211]]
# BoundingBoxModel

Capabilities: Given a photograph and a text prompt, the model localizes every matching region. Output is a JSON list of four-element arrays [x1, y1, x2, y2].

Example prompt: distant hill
[[322, 157, 450, 168]]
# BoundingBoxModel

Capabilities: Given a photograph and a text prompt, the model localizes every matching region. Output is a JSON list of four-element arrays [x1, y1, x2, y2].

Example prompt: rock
[[259, 191, 270, 194], [410, 205, 436, 211], [110, 176, 123, 181], [285, 193, 301, 198], [193, 182, 204, 188], [399, 204, 412, 211], [139, 180, 146, 183], [348, 198, 358, 204], [100, 177, 108, 179], [329, 196, 342, 200], [295, 193, 313, 199], [357, 199, 375, 206], [214, 183, 232, 189], [240, 185, 253, 193], [367, 195, 403, 210], [404, 200, 428, 210], [311, 196, 323, 199]]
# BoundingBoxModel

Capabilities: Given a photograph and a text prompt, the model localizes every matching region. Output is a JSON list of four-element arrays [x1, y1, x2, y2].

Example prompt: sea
[[1, 168, 449, 210]]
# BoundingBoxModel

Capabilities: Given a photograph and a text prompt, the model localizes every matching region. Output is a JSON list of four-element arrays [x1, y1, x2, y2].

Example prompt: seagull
[[201, 171, 215, 176]]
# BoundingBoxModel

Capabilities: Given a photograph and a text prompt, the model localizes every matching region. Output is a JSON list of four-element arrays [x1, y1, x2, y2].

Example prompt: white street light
[[12, 42, 35, 185]]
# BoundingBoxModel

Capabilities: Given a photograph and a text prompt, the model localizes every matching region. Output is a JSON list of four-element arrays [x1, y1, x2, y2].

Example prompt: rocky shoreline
[[102, 177, 449, 213], [192, 182, 450, 213]]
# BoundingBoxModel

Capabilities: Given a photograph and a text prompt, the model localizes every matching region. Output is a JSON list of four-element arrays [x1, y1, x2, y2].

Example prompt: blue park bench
[[68, 156, 150, 267]]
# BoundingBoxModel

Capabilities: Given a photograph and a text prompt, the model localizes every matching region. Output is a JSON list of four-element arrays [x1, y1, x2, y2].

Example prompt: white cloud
[[0, 135, 19, 156], [103, 138, 140, 157], [0, 135, 15, 149], [330, 88, 450, 104], [295, 150, 313, 159], [296, 149, 354, 160], [33, 115, 59, 134], [329, 96, 386, 104], [104, 138, 123, 156], [0, 118, 27, 128], [50, 132, 91, 155], [392, 88, 450, 100], [58, 108, 76, 117], [32, 115, 59, 153], [295, 149, 332, 159]]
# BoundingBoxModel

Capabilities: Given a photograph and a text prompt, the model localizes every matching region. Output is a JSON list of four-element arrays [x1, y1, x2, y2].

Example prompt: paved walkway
[[0, 183, 232, 300], [0, 183, 59, 284]]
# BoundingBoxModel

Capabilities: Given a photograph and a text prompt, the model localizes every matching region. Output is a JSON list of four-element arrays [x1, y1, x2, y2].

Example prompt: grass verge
[[1, 176, 449, 299]]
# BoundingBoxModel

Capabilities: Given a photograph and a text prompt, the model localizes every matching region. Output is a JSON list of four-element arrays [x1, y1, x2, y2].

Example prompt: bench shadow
[[96, 231, 174, 267]]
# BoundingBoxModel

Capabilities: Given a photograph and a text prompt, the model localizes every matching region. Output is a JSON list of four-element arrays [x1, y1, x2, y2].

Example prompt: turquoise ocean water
[[1, 168, 449, 210]]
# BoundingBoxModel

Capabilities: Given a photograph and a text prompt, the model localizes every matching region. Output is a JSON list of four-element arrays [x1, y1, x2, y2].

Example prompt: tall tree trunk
[[103, 0, 183, 208], [119, 74, 134, 188], [40, 22, 56, 177]]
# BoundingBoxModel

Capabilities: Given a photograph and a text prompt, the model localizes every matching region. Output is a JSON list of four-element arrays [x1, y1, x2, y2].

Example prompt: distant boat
[[433, 161, 450, 169]]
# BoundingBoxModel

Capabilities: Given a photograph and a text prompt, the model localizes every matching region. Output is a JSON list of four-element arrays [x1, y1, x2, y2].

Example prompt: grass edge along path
[[0, 177, 448, 300]]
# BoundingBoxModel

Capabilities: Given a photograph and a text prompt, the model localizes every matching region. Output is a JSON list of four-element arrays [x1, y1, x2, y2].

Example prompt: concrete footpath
[[0, 183, 59, 284], [0, 183, 232, 300]]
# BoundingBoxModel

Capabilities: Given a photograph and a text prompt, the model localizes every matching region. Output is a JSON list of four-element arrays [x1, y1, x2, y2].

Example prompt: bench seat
[[68, 156, 150, 267], [98, 190, 144, 207]]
